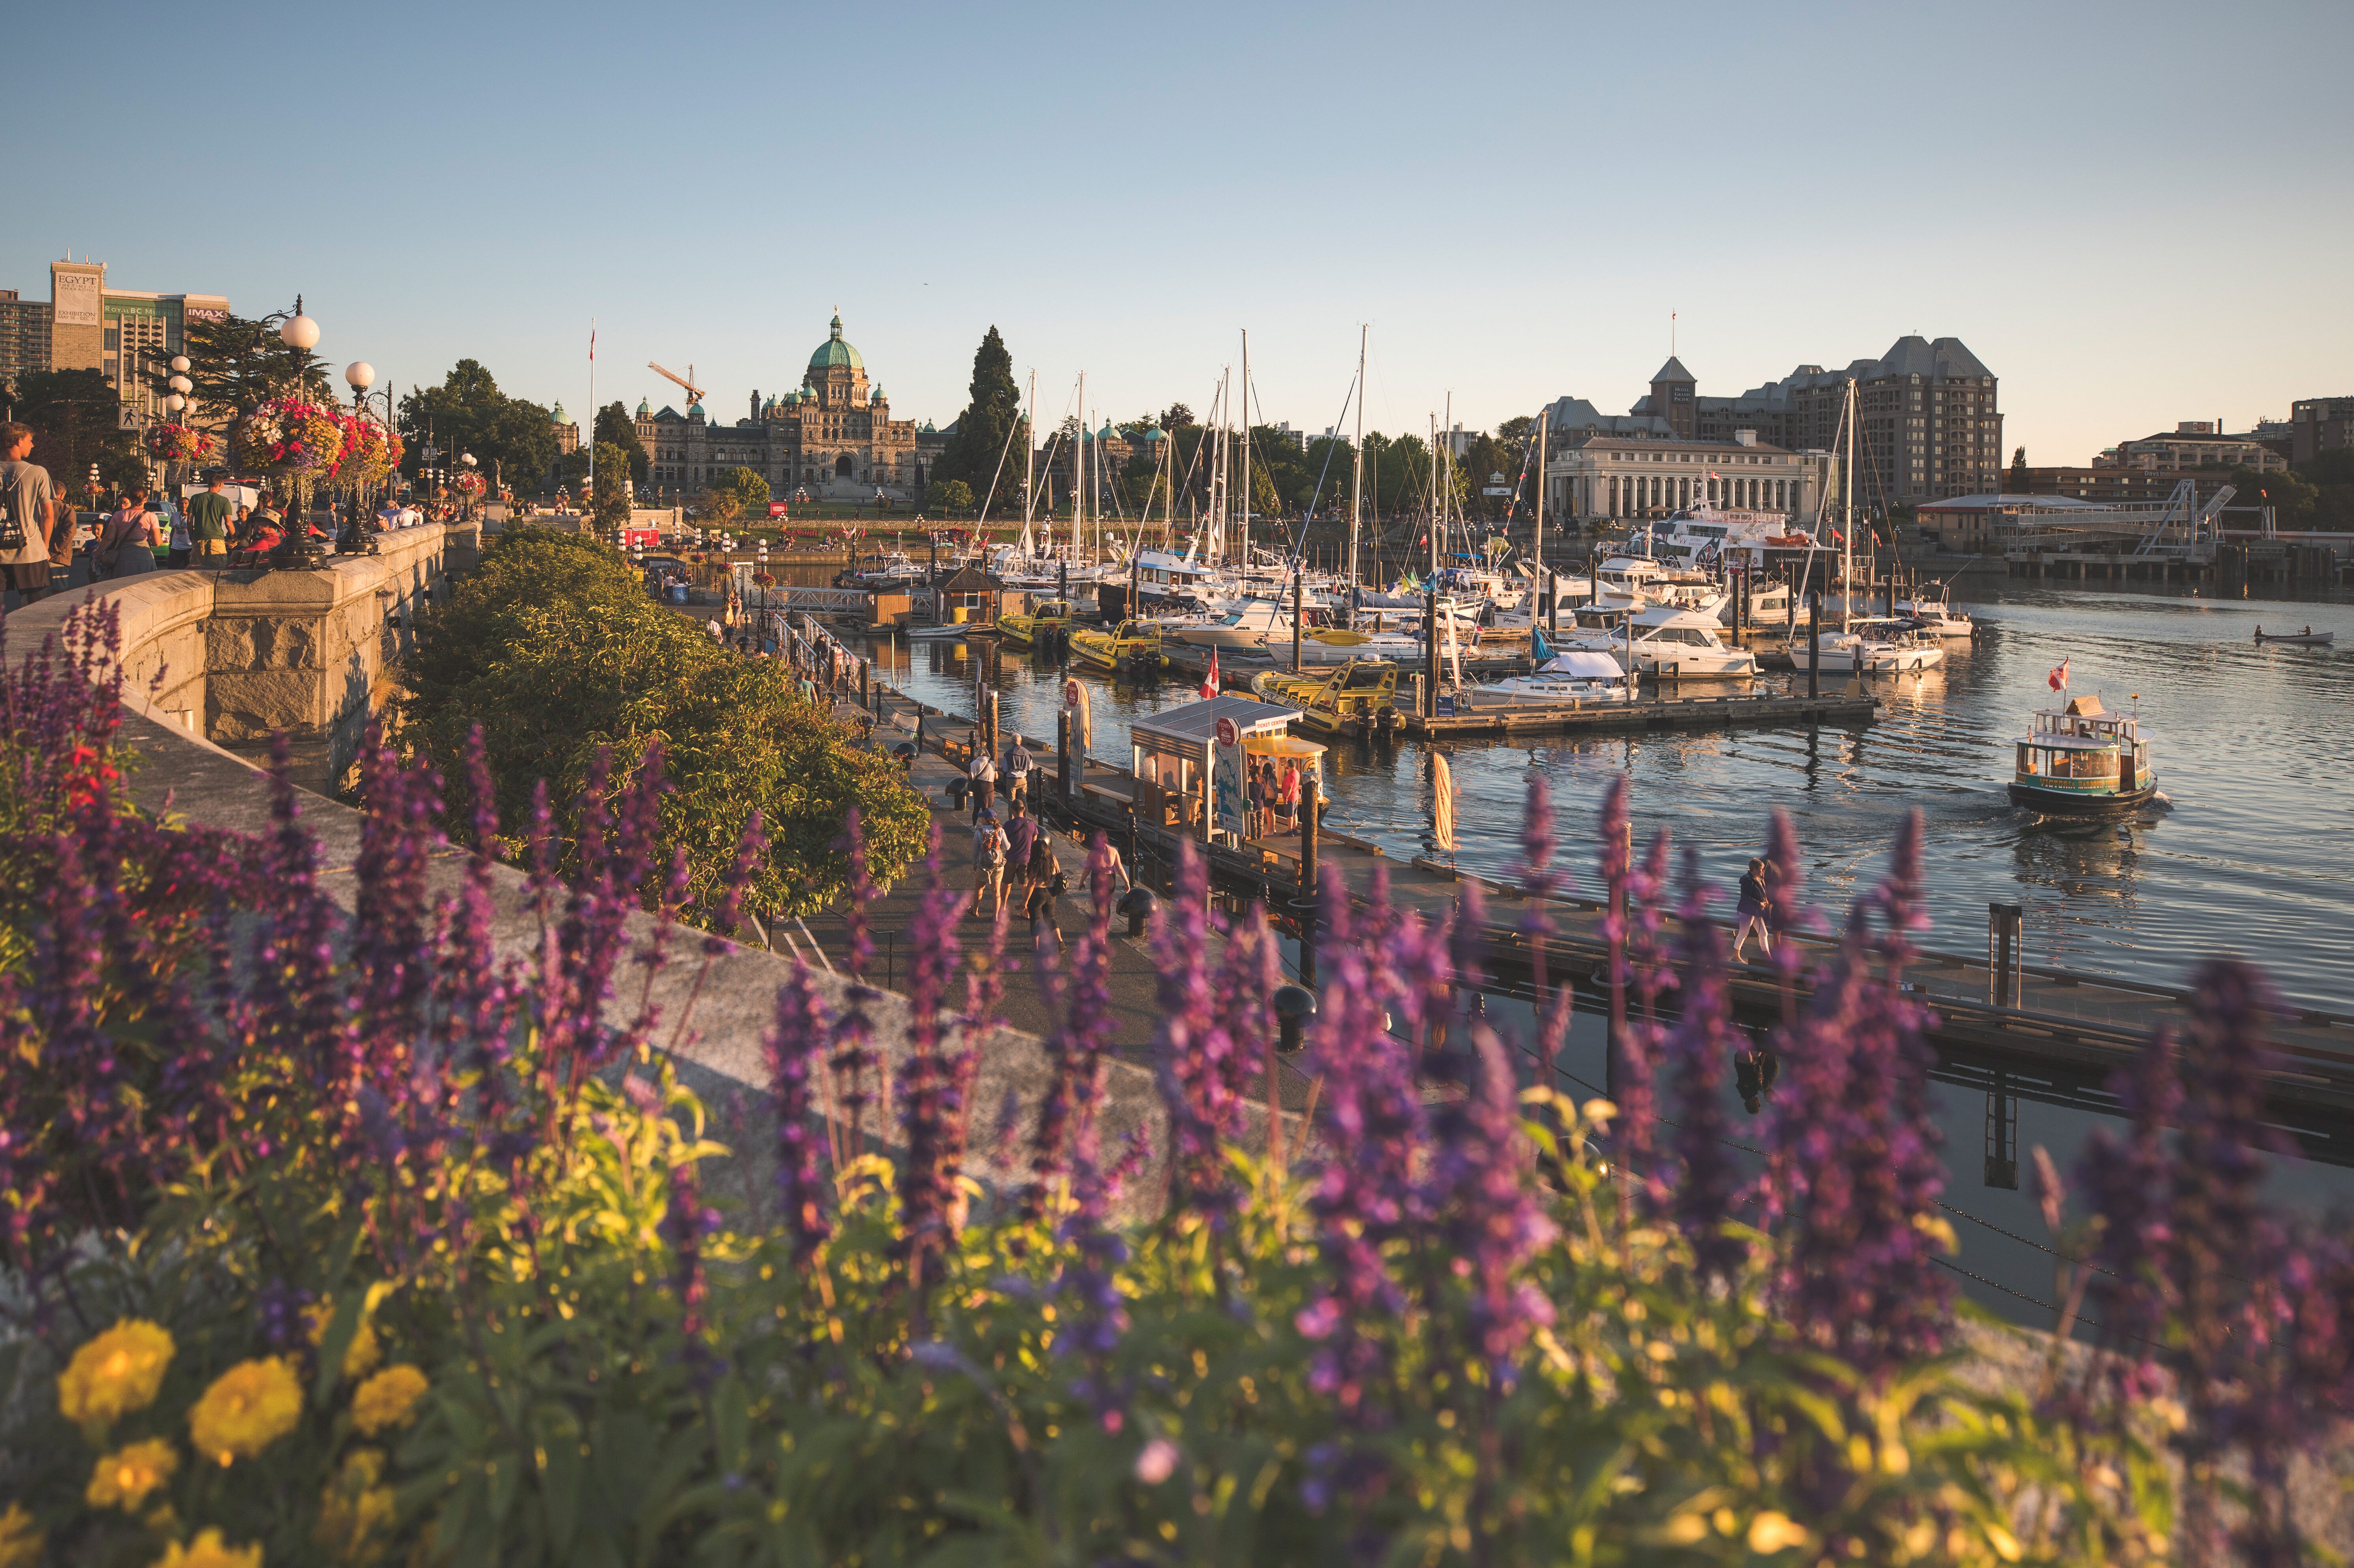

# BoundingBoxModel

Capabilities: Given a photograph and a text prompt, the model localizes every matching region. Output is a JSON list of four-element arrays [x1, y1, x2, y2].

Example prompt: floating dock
[[853, 672, 2354, 1154]]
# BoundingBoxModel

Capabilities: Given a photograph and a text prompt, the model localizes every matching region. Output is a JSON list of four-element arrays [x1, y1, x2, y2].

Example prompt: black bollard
[[1273, 983, 1317, 1053], [1118, 886, 1156, 939]]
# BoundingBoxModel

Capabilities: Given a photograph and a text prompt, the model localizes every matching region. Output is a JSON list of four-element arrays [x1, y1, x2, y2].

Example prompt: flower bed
[[2, 599, 2349, 1564]]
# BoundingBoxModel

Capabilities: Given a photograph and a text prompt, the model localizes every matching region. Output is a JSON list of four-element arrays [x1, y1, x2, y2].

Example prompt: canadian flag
[[1199, 649, 1220, 700], [2049, 657, 2070, 693]]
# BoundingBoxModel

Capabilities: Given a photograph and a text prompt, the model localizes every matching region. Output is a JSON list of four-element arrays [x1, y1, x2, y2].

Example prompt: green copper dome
[[635, 396, 650, 417], [808, 313, 863, 372]]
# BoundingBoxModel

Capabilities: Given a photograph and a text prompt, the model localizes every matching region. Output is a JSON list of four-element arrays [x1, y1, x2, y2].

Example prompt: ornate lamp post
[[339, 361, 382, 555], [268, 305, 327, 568]]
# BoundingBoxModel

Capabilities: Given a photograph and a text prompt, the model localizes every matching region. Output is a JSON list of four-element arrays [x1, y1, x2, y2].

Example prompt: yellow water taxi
[[1069, 619, 1166, 675], [1249, 659, 1402, 735], [996, 598, 1075, 648]]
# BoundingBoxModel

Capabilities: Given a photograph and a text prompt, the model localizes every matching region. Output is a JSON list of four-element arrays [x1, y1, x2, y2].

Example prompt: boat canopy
[[1131, 695, 1301, 749], [1537, 650, 1627, 680]]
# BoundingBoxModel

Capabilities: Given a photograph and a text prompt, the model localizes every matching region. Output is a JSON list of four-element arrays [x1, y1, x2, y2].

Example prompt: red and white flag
[[1199, 649, 1220, 700], [2049, 656, 2070, 693]]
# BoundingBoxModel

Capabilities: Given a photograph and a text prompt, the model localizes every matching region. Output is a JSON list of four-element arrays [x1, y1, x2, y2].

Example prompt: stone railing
[[86, 523, 480, 794], [4, 556, 1201, 1213]]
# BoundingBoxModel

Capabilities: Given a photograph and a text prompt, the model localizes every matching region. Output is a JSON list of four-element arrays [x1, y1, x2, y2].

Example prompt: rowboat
[[2253, 627, 2334, 646]]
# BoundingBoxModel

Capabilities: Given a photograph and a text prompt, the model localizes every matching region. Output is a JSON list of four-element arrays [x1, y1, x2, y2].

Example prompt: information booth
[[1129, 695, 1317, 847]]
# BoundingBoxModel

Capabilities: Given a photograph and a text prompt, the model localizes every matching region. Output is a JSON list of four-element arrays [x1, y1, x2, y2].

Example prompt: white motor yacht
[[1788, 617, 1947, 674], [1168, 601, 1294, 652], [1894, 589, 1975, 638], [1462, 649, 1635, 707], [1566, 608, 1759, 678]]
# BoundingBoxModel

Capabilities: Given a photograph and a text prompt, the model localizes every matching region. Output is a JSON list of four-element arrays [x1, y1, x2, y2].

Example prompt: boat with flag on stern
[[2009, 680, 2158, 815]]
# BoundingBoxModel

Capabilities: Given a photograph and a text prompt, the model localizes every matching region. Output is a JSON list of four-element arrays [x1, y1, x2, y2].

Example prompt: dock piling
[[1987, 902, 2024, 1008]]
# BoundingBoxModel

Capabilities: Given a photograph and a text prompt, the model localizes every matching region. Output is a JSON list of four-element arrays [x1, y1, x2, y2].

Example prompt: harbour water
[[850, 578, 2354, 1325]]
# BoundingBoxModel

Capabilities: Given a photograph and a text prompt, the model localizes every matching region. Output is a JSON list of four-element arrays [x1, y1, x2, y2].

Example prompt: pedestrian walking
[[1247, 760, 1267, 841], [1731, 857, 1774, 963], [1023, 836, 1062, 950], [1007, 802, 1039, 877], [164, 498, 191, 568], [1278, 759, 1303, 832], [970, 808, 1010, 917], [1002, 732, 1033, 809], [93, 490, 161, 578], [2, 422, 60, 606], [968, 748, 998, 822]]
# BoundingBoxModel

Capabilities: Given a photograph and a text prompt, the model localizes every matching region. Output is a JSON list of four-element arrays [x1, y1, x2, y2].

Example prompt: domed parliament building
[[635, 314, 950, 501]]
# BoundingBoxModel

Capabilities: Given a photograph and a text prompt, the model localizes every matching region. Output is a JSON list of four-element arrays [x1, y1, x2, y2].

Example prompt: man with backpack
[[970, 807, 1010, 917]]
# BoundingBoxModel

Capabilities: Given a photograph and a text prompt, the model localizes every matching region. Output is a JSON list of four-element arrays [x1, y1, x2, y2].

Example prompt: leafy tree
[[397, 360, 558, 496], [924, 479, 975, 512], [2009, 447, 2029, 491], [595, 401, 650, 484], [554, 448, 592, 487], [403, 528, 928, 917], [177, 312, 332, 426], [711, 466, 770, 517], [591, 442, 633, 531], [937, 327, 1025, 491], [1160, 402, 1195, 430], [9, 369, 137, 503]]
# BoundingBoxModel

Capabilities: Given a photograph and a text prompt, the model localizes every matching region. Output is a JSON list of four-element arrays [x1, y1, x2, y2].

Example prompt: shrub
[[5, 599, 2349, 1565], [402, 528, 928, 917]]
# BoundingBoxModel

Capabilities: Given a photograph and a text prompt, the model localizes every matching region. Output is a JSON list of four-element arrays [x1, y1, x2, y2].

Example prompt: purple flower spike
[[1425, 1027, 1557, 1387], [764, 961, 834, 1262], [1150, 841, 1248, 1227], [1664, 850, 1745, 1280], [896, 853, 968, 1280]]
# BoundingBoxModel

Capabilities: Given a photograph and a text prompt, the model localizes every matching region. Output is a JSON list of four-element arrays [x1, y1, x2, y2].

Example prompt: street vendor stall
[[1129, 695, 1306, 847]]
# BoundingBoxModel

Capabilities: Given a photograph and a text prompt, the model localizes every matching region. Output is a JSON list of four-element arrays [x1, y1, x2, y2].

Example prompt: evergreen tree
[[591, 442, 633, 531], [596, 401, 650, 484], [939, 327, 1025, 495], [2009, 446, 2029, 491]]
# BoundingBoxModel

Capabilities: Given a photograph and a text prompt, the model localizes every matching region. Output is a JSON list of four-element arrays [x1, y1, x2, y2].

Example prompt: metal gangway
[[2003, 479, 2232, 561]]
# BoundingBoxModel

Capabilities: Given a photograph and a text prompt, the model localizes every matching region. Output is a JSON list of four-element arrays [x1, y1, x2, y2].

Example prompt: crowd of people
[[0, 425, 467, 608]]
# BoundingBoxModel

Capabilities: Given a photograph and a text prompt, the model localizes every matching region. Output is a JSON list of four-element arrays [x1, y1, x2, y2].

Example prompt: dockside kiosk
[[1129, 695, 1314, 848]]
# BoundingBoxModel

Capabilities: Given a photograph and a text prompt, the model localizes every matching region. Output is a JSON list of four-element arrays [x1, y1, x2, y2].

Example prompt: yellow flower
[[350, 1365, 428, 1437], [188, 1357, 303, 1465], [0, 1502, 42, 1568], [303, 1301, 382, 1380], [153, 1526, 264, 1568], [87, 1437, 180, 1510], [314, 1448, 396, 1564], [58, 1318, 176, 1427], [1746, 1511, 1810, 1555]]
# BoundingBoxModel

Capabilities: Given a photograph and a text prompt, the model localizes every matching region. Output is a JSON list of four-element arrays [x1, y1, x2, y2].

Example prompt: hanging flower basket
[[453, 471, 486, 499], [144, 423, 216, 463], [333, 414, 403, 486], [231, 397, 348, 474]]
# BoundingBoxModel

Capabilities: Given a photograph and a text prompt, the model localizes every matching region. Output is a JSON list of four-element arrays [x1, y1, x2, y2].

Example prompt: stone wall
[[178, 524, 476, 791]]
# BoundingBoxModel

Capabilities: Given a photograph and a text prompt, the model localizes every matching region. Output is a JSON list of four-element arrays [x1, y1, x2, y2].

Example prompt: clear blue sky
[[12, 0, 2349, 466]]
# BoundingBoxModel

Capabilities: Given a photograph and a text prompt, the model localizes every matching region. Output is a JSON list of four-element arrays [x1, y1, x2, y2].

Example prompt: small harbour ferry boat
[[2008, 694, 2157, 815]]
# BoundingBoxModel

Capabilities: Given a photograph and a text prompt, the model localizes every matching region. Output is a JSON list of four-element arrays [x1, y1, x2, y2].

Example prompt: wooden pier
[[855, 671, 2354, 1156]]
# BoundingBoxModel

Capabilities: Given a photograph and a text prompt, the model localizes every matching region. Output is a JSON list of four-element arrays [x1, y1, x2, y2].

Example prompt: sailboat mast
[[1427, 412, 1439, 578], [1842, 375, 1856, 633], [1021, 369, 1037, 531], [1534, 407, 1548, 623], [1073, 371, 1085, 567], [1350, 324, 1366, 601], [1239, 329, 1251, 578]]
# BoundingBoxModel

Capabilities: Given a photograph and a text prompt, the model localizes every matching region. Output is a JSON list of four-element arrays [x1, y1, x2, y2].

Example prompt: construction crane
[[648, 361, 704, 408]]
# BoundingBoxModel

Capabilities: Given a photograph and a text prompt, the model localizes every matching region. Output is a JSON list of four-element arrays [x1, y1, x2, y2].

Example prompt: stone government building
[[636, 314, 949, 502]]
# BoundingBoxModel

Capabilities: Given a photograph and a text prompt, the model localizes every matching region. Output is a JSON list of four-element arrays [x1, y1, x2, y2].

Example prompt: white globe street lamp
[[169, 355, 190, 374], [345, 361, 375, 392], [281, 314, 320, 351], [164, 393, 185, 411], [168, 374, 193, 394]]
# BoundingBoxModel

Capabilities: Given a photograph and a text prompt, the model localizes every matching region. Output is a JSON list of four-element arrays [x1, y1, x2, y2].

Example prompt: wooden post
[[1807, 592, 1821, 700], [1057, 710, 1072, 803], [1292, 570, 1303, 670], [1424, 587, 1439, 717], [1300, 782, 1319, 898]]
